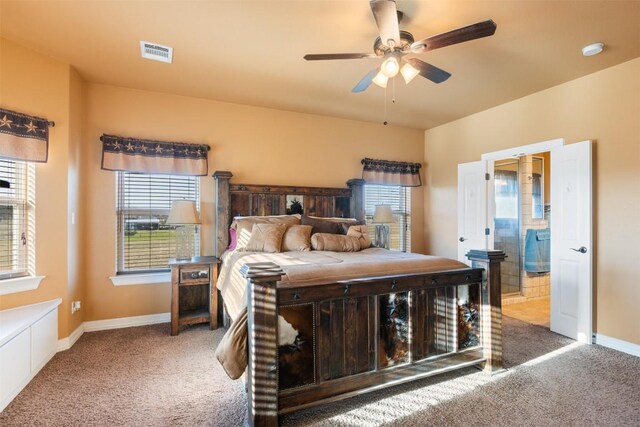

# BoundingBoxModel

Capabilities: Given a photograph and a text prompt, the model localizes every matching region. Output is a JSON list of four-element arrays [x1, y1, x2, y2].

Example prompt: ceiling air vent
[[140, 41, 173, 64]]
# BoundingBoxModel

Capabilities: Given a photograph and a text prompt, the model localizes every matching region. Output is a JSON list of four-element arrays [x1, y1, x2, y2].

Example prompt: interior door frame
[[480, 138, 565, 162], [480, 138, 591, 341]]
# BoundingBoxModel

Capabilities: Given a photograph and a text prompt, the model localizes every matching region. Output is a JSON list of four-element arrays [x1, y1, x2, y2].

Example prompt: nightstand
[[169, 256, 220, 336]]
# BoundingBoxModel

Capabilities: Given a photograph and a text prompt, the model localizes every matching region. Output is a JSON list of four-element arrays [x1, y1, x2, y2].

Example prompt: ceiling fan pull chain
[[392, 77, 396, 104], [383, 85, 388, 126]]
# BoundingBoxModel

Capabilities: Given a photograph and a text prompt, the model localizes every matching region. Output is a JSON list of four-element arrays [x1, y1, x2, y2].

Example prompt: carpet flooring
[[1, 317, 638, 426]]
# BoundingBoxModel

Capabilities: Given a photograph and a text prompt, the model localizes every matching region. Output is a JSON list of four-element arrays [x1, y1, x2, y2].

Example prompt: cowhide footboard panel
[[241, 250, 505, 427]]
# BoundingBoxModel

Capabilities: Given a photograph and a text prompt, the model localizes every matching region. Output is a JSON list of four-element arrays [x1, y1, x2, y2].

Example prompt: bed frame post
[[241, 262, 284, 427], [213, 171, 233, 258], [466, 249, 506, 374], [346, 178, 365, 221]]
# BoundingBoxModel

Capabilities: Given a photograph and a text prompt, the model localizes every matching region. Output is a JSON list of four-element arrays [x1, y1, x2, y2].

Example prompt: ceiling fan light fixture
[[372, 71, 389, 88], [381, 54, 400, 78], [400, 62, 420, 84]]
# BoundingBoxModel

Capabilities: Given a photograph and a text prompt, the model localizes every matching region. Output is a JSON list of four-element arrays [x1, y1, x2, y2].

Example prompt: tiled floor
[[502, 296, 550, 328]]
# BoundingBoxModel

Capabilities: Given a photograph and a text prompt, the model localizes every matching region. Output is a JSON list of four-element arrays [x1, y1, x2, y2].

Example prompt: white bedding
[[216, 248, 467, 321]]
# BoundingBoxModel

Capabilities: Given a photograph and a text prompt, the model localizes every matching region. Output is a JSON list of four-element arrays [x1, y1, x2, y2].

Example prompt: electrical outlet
[[71, 300, 81, 314]]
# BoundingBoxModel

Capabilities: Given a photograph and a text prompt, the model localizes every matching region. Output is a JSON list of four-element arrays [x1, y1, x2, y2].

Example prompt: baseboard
[[83, 312, 170, 332], [595, 334, 640, 358], [55, 313, 170, 353], [57, 323, 85, 352]]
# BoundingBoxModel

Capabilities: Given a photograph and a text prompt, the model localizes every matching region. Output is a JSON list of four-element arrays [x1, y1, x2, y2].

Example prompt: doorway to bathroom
[[493, 153, 551, 328], [458, 138, 593, 342]]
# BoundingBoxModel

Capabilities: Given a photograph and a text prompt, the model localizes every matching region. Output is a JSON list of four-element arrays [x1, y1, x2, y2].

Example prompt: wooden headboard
[[213, 171, 365, 257]]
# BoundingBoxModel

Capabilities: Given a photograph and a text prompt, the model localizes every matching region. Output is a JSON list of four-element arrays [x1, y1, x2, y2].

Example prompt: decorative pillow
[[234, 215, 300, 250], [231, 214, 301, 229], [242, 223, 288, 253], [339, 220, 367, 235], [347, 225, 372, 249], [281, 225, 313, 252], [305, 215, 365, 235], [228, 227, 238, 251], [311, 233, 361, 252], [301, 215, 342, 235]]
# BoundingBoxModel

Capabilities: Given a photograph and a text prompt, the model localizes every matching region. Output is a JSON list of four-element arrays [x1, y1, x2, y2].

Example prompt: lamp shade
[[167, 200, 200, 225], [400, 62, 420, 84], [372, 71, 389, 88], [381, 56, 400, 78], [372, 204, 394, 223]]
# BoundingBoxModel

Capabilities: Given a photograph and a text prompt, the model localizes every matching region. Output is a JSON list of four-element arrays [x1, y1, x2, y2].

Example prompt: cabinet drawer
[[0, 328, 30, 409], [179, 267, 210, 284], [31, 309, 58, 373]]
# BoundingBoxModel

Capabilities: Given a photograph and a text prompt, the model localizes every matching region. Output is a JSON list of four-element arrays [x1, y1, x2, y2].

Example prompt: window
[[364, 184, 411, 252], [116, 172, 199, 274], [0, 159, 35, 279]]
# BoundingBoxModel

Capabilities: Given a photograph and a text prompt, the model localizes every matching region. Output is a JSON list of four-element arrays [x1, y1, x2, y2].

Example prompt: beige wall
[[424, 58, 640, 345], [82, 84, 425, 322], [0, 38, 84, 338], [1, 38, 424, 336]]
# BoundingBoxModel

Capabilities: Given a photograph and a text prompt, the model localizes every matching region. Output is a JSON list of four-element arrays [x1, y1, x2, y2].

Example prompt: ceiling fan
[[304, 0, 497, 92]]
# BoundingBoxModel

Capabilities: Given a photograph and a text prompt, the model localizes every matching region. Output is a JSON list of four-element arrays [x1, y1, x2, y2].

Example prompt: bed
[[212, 171, 505, 426]]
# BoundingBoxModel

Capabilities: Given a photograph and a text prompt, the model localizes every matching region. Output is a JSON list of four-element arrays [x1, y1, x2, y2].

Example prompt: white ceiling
[[1, 1, 639, 130]]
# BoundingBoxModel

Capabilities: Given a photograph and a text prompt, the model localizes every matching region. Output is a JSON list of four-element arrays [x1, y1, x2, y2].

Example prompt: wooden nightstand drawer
[[179, 267, 210, 284]]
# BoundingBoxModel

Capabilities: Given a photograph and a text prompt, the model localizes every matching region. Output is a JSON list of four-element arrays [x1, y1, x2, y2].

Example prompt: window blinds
[[0, 160, 34, 279], [364, 185, 411, 252], [116, 172, 200, 273]]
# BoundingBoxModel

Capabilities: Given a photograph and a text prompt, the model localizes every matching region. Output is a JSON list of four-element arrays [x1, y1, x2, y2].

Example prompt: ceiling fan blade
[[406, 58, 451, 84], [304, 53, 377, 61], [370, 0, 401, 47], [352, 67, 380, 93], [411, 19, 497, 53]]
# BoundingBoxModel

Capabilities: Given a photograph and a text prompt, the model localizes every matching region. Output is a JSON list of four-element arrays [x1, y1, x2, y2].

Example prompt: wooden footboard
[[241, 250, 505, 426]]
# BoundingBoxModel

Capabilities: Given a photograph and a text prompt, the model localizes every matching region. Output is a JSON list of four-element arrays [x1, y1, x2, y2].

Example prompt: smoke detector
[[140, 41, 173, 64], [582, 42, 604, 57]]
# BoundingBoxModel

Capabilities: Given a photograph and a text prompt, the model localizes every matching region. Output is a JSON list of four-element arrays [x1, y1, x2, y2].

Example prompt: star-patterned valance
[[361, 158, 422, 187], [0, 108, 52, 163], [101, 134, 209, 176]]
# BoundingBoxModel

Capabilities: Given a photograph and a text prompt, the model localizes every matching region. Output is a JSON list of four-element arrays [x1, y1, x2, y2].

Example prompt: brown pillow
[[311, 233, 361, 252], [281, 225, 312, 252], [234, 215, 300, 250], [242, 223, 287, 253], [305, 216, 365, 235], [301, 215, 341, 235], [347, 225, 372, 249]]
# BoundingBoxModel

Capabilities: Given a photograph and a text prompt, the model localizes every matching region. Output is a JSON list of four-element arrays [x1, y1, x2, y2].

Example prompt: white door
[[457, 161, 490, 264], [550, 140, 592, 343]]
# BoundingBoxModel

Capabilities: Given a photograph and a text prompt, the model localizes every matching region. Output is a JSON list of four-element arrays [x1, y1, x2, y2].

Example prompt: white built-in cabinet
[[0, 299, 61, 412]]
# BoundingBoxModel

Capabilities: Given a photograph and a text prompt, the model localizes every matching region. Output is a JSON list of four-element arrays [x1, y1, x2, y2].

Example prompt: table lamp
[[167, 200, 200, 260], [373, 204, 394, 249]]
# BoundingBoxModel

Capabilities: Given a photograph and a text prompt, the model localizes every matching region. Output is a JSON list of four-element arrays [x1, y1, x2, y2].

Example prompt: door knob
[[570, 246, 587, 254], [459, 237, 467, 242]]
